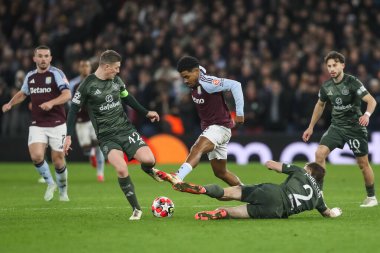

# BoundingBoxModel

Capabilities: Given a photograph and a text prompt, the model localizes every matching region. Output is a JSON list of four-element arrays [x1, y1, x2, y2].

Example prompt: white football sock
[[35, 160, 54, 185], [55, 166, 68, 194], [176, 163, 193, 180], [95, 146, 105, 176]]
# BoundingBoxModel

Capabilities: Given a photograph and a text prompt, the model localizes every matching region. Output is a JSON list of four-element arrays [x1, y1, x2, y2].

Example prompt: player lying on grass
[[171, 160, 342, 220]]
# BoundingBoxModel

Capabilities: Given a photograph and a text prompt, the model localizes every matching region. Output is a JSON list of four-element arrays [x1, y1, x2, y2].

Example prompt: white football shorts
[[200, 125, 231, 160], [28, 123, 67, 152], [75, 121, 97, 147]]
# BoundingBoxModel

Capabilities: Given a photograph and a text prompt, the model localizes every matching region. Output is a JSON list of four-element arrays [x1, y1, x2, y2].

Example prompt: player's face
[[33, 49, 52, 71], [79, 60, 91, 77], [180, 68, 200, 88], [104, 62, 120, 79], [326, 59, 345, 79]]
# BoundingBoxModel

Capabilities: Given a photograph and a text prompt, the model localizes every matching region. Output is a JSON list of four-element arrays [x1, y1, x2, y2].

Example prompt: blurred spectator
[[0, 0, 379, 137]]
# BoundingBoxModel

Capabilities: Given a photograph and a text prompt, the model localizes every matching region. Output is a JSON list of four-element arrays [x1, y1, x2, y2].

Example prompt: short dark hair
[[99, 50, 122, 65], [34, 45, 51, 54], [307, 162, 326, 185], [324, 51, 345, 64], [177, 56, 199, 73]]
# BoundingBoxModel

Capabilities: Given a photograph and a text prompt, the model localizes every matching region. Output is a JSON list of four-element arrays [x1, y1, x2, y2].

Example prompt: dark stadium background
[[0, 0, 379, 162]]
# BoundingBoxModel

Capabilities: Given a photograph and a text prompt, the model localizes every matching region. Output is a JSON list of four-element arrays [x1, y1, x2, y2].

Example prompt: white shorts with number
[[75, 121, 97, 147], [200, 125, 231, 160], [28, 123, 67, 152]]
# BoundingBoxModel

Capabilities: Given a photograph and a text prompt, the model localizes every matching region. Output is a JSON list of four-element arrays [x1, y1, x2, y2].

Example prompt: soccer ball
[[151, 196, 175, 218]]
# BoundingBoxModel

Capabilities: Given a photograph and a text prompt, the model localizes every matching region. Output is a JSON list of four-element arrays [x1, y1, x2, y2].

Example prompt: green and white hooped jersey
[[319, 74, 368, 129], [71, 74, 133, 139]]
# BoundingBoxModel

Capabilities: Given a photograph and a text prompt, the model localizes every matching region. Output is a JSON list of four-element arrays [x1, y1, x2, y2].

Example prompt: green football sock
[[118, 176, 141, 210], [204, 184, 224, 198]]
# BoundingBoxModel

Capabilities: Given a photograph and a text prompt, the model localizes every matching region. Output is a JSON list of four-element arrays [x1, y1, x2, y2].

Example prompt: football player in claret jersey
[[157, 56, 244, 186], [173, 160, 342, 220], [63, 50, 165, 220], [2, 45, 71, 201], [70, 60, 105, 182], [303, 51, 378, 207]]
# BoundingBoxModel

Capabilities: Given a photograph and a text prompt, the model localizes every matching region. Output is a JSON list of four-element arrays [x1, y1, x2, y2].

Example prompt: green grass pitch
[[0, 162, 379, 253]]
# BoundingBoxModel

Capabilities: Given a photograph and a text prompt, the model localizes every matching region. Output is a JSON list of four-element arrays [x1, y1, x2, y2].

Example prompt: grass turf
[[0, 162, 379, 253]]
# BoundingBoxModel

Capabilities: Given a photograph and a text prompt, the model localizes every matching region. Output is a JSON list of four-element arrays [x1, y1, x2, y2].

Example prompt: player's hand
[[63, 136, 72, 156], [2, 103, 12, 113], [146, 111, 160, 122], [235, 115, 244, 125], [302, 128, 313, 142], [39, 101, 54, 111], [358, 114, 370, 127], [329, 207, 342, 218]]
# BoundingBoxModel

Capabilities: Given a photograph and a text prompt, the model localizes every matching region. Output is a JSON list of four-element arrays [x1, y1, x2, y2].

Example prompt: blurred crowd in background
[[1, 0, 380, 138]]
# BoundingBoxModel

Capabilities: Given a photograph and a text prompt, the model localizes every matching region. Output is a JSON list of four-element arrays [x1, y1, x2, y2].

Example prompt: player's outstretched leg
[[194, 209, 228, 220], [173, 182, 206, 194]]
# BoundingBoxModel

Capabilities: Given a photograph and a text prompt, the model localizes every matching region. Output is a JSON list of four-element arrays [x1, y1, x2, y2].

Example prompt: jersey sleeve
[[115, 76, 129, 98], [199, 73, 244, 116], [20, 71, 34, 95], [51, 68, 69, 91], [71, 77, 89, 107], [316, 197, 328, 214], [318, 86, 328, 102], [282, 163, 303, 175], [351, 77, 369, 99]]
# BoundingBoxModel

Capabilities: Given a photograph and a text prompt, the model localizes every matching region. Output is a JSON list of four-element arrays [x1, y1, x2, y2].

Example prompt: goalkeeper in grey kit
[[173, 160, 342, 220], [63, 50, 165, 220]]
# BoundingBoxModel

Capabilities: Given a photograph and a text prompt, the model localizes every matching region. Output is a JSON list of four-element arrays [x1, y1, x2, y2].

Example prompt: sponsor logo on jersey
[[30, 87, 52, 94], [72, 91, 81, 104], [334, 104, 352, 110], [341, 86, 349, 95], [192, 95, 205, 104], [30, 79, 35, 84], [105, 94, 113, 103], [94, 89, 101, 95], [335, 97, 342, 105], [46, 77, 52, 84], [99, 101, 121, 111], [327, 90, 333, 96]]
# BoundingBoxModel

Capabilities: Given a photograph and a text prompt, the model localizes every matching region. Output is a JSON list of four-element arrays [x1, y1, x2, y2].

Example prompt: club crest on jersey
[[335, 97, 342, 105], [45, 77, 52, 84], [341, 87, 349, 95], [212, 79, 221, 86]]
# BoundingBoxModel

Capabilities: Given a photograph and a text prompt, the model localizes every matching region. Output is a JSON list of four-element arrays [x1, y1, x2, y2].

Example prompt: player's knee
[[315, 149, 327, 161], [30, 153, 44, 164]]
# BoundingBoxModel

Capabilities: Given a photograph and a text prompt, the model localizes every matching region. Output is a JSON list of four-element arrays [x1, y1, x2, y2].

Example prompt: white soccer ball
[[151, 196, 175, 218]]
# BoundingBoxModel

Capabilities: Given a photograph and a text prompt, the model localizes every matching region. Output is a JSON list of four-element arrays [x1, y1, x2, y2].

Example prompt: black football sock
[[203, 184, 224, 198], [365, 184, 375, 197], [141, 164, 154, 175], [118, 176, 141, 210]]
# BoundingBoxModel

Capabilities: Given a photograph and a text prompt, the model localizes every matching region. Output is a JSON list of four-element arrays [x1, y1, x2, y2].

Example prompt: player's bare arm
[[265, 160, 283, 173], [39, 89, 71, 111], [358, 93, 377, 127], [321, 207, 342, 218], [63, 136, 72, 156], [2, 91, 27, 112], [302, 99, 326, 142]]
